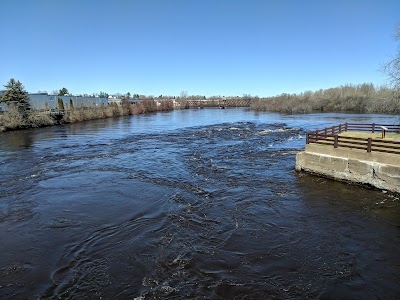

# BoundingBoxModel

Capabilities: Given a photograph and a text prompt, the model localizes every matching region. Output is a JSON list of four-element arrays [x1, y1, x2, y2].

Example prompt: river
[[0, 109, 399, 299]]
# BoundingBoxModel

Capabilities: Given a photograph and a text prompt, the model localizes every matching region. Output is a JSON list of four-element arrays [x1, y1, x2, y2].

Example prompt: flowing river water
[[0, 109, 399, 299]]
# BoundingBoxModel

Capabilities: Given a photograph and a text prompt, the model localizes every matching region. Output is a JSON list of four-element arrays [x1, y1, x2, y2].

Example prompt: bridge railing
[[306, 123, 400, 155]]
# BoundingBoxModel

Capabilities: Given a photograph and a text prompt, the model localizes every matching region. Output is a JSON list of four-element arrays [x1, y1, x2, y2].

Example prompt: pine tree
[[1, 78, 30, 110], [58, 87, 69, 96]]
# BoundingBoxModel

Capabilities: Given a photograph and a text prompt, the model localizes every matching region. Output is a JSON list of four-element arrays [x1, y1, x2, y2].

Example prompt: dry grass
[[340, 131, 400, 141], [308, 130, 400, 156]]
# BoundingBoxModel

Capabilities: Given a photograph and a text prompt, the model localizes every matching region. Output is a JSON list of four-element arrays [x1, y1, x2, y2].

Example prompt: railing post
[[324, 128, 327, 137], [332, 126, 335, 134], [334, 134, 338, 148], [306, 133, 309, 144], [315, 130, 319, 141], [339, 124, 342, 133], [367, 137, 372, 153], [345, 122, 348, 132], [372, 123, 375, 133]]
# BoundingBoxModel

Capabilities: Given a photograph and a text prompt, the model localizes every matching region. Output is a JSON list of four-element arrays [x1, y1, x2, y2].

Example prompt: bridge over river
[[185, 98, 251, 108]]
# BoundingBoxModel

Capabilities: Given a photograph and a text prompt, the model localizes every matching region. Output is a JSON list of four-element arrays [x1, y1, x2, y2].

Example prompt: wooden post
[[339, 124, 342, 133], [306, 133, 309, 144], [334, 134, 338, 148], [324, 128, 327, 137], [345, 122, 348, 131], [372, 123, 375, 133], [380, 126, 388, 139], [332, 126, 335, 134], [316, 130, 319, 141], [367, 138, 372, 153]]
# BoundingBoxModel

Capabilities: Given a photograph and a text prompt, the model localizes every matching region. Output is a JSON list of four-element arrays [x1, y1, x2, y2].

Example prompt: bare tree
[[180, 90, 189, 99], [383, 25, 400, 88]]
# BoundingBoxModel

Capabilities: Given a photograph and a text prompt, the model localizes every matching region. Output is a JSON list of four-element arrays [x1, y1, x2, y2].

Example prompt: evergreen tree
[[0, 78, 30, 110], [58, 87, 69, 96]]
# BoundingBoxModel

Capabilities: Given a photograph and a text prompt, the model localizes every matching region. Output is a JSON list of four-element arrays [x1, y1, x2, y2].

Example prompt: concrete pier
[[296, 144, 400, 193]]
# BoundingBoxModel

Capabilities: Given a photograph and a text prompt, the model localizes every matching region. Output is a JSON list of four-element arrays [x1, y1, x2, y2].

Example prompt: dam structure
[[296, 123, 400, 193]]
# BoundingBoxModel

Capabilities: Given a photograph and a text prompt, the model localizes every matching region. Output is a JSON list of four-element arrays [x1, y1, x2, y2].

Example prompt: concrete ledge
[[296, 149, 400, 193], [305, 144, 400, 165]]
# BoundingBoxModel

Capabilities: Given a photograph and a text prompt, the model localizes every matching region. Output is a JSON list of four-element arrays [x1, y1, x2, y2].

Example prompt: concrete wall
[[0, 93, 109, 111], [296, 144, 400, 193]]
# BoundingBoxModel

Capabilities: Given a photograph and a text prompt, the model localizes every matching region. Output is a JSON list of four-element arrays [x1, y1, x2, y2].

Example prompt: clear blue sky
[[1, 0, 399, 97]]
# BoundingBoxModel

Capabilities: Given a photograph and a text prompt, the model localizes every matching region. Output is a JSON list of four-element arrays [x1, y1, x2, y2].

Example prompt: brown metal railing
[[306, 123, 400, 155]]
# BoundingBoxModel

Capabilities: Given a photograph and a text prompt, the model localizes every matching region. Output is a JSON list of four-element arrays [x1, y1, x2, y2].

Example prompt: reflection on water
[[0, 129, 35, 150], [0, 109, 399, 299]]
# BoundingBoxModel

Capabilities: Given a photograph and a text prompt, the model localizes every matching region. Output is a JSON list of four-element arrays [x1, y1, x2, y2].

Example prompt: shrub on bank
[[0, 108, 26, 131], [0, 108, 55, 132], [158, 99, 174, 111], [131, 99, 173, 114], [27, 111, 56, 128], [63, 105, 128, 123]]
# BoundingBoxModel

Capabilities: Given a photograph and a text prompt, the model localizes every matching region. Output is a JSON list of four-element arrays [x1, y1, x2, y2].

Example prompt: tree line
[[250, 83, 400, 114]]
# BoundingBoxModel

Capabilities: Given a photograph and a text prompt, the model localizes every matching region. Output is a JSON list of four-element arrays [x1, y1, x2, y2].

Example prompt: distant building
[[27, 93, 108, 110], [0, 92, 134, 111]]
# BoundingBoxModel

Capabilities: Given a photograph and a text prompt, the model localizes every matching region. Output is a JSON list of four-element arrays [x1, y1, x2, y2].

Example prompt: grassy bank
[[251, 84, 400, 114], [0, 100, 174, 132]]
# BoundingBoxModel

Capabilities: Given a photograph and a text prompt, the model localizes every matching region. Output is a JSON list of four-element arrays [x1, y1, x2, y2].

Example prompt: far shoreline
[[2, 105, 400, 134]]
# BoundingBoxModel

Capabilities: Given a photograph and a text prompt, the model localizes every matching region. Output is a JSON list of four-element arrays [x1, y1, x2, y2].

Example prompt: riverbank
[[0, 100, 174, 132]]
